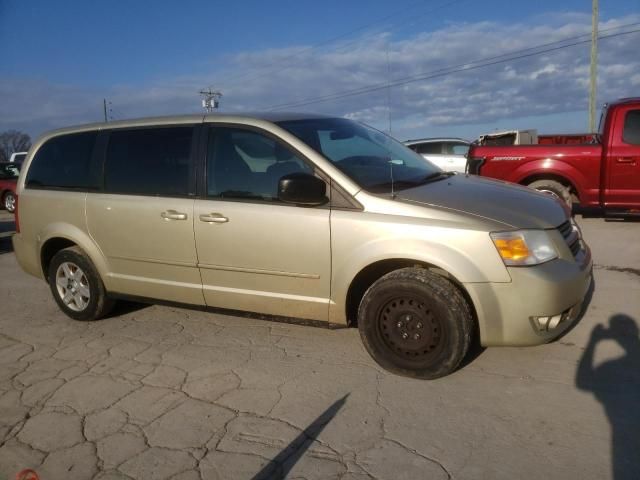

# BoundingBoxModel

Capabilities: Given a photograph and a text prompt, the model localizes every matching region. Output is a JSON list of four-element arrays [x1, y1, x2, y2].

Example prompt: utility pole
[[589, 0, 598, 131], [386, 47, 392, 135], [200, 89, 223, 112], [103, 98, 108, 122]]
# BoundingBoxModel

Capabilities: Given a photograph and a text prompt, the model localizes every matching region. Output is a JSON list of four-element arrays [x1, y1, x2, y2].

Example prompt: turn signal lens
[[490, 230, 557, 266], [493, 237, 530, 261]]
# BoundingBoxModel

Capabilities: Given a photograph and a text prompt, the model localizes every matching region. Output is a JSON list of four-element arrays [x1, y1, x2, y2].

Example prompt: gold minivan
[[12, 114, 593, 378]]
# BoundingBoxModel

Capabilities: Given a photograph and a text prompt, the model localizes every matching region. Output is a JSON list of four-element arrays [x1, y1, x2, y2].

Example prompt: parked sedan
[[0, 162, 20, 213], [404, 137, 470, 173]]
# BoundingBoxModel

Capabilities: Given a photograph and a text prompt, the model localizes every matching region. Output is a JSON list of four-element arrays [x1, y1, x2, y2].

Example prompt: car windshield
[[277, 118, 443, 193], [0, 163, 20, 179]]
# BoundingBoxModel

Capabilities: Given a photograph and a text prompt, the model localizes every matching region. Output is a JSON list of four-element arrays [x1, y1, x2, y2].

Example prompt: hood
[[396, 174, 568, 229]]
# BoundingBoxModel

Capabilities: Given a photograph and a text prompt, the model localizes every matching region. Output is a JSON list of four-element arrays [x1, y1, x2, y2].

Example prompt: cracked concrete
[[1, 212, 639, 479]]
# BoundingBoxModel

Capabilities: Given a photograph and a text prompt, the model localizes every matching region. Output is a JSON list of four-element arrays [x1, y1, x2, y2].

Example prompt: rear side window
[[417, 143, 442, 154], [444, 142, 469, 155], [26, 132, 98, 190], [104, 127, 194, 196], [623, 110, 640, 145]]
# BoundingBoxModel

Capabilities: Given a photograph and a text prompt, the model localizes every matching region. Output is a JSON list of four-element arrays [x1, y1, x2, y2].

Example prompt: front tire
[[3, 191, 16, 213], [527, 179, 572, 207], [48, 247, 115, 321], [357, 267, 473, 379]]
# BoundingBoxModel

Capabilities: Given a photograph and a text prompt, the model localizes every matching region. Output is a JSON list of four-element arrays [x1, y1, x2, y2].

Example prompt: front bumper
[[465, 246, 593, 347]]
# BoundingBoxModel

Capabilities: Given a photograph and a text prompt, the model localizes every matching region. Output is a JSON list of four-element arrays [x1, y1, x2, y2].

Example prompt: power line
[[264, 25, 640, 111], [203, 0, 467, 91], [265, 23, 640, 110]]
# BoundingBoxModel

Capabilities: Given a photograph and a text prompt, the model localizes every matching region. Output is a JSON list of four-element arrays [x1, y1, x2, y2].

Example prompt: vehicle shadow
[[105, 300, 149, 318], [0, 218, 15, 255], [250, 394, 349, 480], [575, 314, 640, 479]]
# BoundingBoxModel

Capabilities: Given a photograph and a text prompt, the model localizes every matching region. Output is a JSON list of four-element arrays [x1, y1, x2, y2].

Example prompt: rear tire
[[527, 179, 572, 207], [48, 247, 115, 321], [357, 267, 473, 379], [3, 191, 16, 213]]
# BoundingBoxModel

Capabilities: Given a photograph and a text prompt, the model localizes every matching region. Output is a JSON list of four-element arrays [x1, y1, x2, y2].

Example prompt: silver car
[[12, 114, 592, 378]]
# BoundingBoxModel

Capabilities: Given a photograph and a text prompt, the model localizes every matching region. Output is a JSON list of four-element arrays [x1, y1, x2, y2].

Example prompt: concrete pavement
[[0, 211, 638, 479]]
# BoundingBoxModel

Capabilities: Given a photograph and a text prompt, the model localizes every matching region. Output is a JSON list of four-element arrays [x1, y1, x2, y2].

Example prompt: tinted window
[[105, 127, 193, 196], [623, 110, 640, 145], [13, 153, 27, 164], [26, 132, 97, 189], [417, 143, 442, 154], [207, 128, 312, 200]]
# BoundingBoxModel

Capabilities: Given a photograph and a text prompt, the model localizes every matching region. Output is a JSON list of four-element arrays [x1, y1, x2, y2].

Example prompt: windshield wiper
[[419, 171, 455, 184]]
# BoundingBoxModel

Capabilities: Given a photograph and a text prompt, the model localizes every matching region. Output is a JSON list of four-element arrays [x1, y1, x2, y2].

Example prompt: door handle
[[616, 157, 637, 165], [199, 213, 229, 223], [161, 210, 188, 220]]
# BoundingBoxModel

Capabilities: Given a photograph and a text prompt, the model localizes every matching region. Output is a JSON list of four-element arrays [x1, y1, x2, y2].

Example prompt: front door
[[194, 126, 331, 321], [86, 125, 204, 305], [606, 107, 640, 209]]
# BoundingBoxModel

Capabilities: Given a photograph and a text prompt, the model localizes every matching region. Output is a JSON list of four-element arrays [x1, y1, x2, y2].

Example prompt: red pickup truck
[[467, 97, 640, 216]]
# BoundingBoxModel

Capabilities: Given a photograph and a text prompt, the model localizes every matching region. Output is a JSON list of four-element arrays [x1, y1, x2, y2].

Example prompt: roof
[[41, 111, 337, 138], [403, 137, 470, 145], [608, 97, 640, 107]]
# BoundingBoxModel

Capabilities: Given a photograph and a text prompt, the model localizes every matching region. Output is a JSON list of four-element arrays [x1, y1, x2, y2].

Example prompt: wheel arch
[[511, 162, 586, 202], [343, 258, 478, 331], [39, 224, 109, 282]]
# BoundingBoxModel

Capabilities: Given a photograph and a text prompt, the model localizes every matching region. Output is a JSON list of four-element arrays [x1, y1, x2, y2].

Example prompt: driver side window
[[207, 127, 312, 201]]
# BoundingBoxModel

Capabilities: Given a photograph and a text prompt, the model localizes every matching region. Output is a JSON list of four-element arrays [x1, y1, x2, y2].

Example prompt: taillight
[[14, 193, 20, 233]]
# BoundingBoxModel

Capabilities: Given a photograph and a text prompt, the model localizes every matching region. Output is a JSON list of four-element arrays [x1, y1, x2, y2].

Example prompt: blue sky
[[1, 0, 639, 141]]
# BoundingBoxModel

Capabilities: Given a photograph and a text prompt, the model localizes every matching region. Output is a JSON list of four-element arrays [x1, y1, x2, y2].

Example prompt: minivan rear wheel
[[357, 267, 472, 379], [48, 247, 114, 321]]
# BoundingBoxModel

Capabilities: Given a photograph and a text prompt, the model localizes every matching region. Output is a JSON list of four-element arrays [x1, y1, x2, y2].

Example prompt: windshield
[[277, 118, 442, 193], [0, 163, 20, 179]]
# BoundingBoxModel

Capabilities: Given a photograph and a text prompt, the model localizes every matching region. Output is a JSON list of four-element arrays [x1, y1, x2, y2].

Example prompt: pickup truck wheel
[[527, 179, 572, 207], [357, 267, 473, 379], [48, 247, 115, 321], [3, 192, 16, 213]]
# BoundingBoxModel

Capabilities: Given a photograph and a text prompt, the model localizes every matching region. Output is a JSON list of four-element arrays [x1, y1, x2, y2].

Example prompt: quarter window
[[26, 132, 98, 190], [622, 110, 640, 145], [104, 127, 194, 196], [207, 128, 312, 200]]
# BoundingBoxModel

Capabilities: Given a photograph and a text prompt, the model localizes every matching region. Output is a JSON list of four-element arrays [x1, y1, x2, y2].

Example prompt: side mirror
[[278, 173, 328, 206]]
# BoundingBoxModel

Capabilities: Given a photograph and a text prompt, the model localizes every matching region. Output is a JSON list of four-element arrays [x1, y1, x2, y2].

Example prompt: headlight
[[490, 230, 558, 266]]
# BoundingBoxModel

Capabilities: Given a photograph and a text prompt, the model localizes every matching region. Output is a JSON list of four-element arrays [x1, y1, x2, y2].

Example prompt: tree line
[[0, 130, 31, 162]]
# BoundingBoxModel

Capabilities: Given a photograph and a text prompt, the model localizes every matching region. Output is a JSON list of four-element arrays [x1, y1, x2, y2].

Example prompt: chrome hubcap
[[55, 262, 90, 312], [5, 194, 15, 211], [537, 188, 561, 200]]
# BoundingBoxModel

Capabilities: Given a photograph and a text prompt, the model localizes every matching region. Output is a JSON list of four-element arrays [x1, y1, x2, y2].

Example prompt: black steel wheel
[[358, 267, 473, 379]]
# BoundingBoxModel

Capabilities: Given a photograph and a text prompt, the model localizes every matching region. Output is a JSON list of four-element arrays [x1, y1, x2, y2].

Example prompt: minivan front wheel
[[48, 247, 114, 321], [358, 267, 472, 379]]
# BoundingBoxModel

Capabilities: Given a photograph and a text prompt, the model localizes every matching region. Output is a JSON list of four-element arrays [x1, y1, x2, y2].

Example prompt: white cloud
[[1, 12, 638, 141]]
